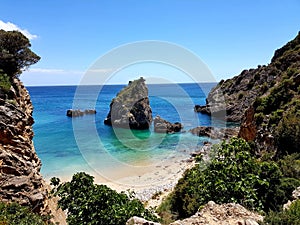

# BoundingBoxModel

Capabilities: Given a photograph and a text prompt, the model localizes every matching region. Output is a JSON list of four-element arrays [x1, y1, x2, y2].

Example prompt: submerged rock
[[104, 77, 152, 130], [153, 115, 182, 133]]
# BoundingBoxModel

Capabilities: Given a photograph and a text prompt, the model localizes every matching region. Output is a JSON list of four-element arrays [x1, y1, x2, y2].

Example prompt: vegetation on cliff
[[0, 202, 53, 225], [158, 138, 300, 221], [51, 172, 158, 225]]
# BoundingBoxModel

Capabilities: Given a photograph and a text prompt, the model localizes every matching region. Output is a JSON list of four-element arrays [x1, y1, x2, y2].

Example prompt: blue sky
[[1, 0, 299, 85]]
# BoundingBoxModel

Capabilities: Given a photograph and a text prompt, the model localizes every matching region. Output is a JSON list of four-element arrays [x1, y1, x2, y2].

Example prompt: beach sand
[[48, 154, 195, 208]]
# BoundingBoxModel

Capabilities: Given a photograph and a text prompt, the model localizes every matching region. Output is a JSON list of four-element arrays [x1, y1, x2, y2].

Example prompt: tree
[[0, 29, 40, 77], [51, 172, 158, 225]]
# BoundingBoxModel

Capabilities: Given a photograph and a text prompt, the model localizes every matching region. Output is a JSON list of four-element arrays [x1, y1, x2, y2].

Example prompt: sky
[[0, 0, 299, 86]]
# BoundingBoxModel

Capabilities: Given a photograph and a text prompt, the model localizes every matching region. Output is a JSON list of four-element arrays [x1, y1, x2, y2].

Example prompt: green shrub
[[279, 153, 300, 179], [51, 172, 158, 225], [254, 112, 265, 125], [269, 110, 284, 127], [0, 201, 52, 225], [261, 199, 300, 225], [163, 138, 283, 219], [274, 111, 300, 157], [0, 72, 11, 93]]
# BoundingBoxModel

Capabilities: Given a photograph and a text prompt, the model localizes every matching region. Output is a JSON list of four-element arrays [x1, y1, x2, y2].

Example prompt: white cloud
[[0, 20, 38, 40], [28, 68, 84, 75]]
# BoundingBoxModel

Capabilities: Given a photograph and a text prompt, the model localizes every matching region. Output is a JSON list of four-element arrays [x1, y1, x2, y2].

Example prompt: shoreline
[[45, 154, 195, 207]]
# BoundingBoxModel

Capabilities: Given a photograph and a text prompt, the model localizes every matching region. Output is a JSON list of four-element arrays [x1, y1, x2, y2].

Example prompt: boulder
[[66, 109, 96, 117], [104, 77, 152, 130], [126, 216, 161, 225], [170, 201, 263, 225], [153, 116, 182, 133], [189, 126, 239, 139]]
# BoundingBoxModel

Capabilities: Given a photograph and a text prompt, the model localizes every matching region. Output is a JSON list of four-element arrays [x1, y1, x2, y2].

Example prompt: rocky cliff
[[198, 31, 300, 156], [0, 78, 66, 223], [104, 77, 153, 130], [0, 78, 48, 213]]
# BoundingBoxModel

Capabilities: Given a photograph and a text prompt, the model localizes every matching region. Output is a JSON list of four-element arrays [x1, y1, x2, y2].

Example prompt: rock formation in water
[[66, 109, 96, 117], [153, 116, 182, 133], [104, 77, 152, 130], [0, 78, 66, 223]]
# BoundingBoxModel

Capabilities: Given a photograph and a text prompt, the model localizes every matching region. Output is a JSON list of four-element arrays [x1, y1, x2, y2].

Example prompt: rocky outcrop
[[195, 33, 300, 122], [126, 216, 161, 225], [104, 77, 152, 130], [238, 107, 257, 141], [170, 201, 263, 225], [66, 109, 96, 117], [0, 78, 66, 223], [0, 78, 47, 213], [153, 116, 182, 133], [196, 32, 300, 155], [189, 126, 239, 139]]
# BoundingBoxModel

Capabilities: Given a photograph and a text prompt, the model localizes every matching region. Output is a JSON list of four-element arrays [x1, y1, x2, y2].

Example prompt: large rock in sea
[[104, 77, 152, 130]]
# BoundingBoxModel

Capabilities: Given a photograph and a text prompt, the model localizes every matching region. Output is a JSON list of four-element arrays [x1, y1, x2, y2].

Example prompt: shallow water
[[27, 83, 219, 181]]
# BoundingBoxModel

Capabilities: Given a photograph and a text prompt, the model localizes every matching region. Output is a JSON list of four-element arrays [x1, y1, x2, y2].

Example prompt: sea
[[27, 83, 223, 182]]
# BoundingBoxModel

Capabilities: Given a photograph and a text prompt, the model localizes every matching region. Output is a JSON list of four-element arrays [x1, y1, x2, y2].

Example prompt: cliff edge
[[0, 78, 67, 224], [198, 31, 300, 156]]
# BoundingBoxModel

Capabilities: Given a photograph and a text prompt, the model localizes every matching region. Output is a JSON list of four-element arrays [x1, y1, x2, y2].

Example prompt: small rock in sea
[[66, 109, 96, 117]]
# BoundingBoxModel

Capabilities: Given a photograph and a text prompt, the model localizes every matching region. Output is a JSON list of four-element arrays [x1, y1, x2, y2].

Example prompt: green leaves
[[167, 138, 284, 219], [51, 172, 158, 225], [0, 30, 40, 77], [0, 202, 53, 225]]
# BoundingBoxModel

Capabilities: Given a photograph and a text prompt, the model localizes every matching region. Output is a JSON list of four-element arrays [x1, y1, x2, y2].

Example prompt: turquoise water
[[27, 83, 219, 180]]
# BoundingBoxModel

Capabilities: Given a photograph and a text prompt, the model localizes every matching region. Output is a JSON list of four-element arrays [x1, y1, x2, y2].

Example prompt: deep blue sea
[[27, 83, 220, 181]]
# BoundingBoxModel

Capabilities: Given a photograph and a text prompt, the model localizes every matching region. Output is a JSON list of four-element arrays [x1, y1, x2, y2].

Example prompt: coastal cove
[[28, 82, 222, 187]]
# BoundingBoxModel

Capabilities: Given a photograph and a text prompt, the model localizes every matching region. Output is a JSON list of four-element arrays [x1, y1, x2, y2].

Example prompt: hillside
[[199, 31, 300, 156]]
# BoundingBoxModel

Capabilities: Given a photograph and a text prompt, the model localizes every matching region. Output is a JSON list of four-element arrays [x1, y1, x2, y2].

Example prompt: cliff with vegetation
[[198, 31, 300, 157], [104, 77, 153, 130], [0, 78, 47, 212], [0, 30, 65, 224]]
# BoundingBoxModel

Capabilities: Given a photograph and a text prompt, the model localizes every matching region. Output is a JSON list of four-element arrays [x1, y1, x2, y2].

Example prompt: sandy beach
[[49, 154, 195, 208]]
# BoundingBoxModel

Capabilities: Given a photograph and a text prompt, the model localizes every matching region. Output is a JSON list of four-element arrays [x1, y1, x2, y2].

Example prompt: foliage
[[261, 200, 300, 225], [0, 29, 40, 77], [164, 138, 284, 219], [274, 105, 300, 157], [278, 153, 300, 179], [0, 71, 11, 93], [255, 78, 294, 115], [0, 201, 53, 225], [51, 172, 158, 225]]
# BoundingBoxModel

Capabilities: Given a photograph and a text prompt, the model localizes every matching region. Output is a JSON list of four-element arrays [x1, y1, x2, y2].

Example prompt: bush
[[163, 138, 283, 219], [0, 201, 52, 225], [261, 199, 300, 225], [0, 72, 11, 93], [51, 172, 158, 225], [275, 110, 300, 157]]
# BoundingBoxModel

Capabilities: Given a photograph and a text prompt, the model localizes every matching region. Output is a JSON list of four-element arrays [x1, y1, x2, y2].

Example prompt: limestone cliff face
[[104, 77, 152, 130], [0, 78, 47, 213]]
